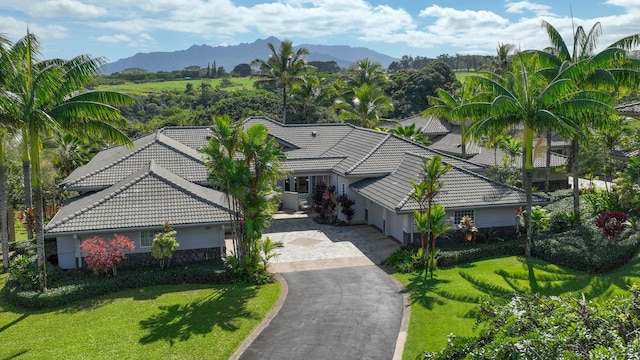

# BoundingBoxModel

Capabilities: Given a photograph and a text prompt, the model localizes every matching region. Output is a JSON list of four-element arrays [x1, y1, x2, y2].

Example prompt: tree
[[200, 115, 287, 281], [492, 43, 516, 75], [343, 58, 387, 90], [5, 32, 133, 290], [231, 63, 252, 77], [393, 124, 430, 145], [51, 132, 98, 179], [252, 40, 313, 124], [462, 52, 615, 257], [541, 21, 640, 218], [151, 221, 179, 269], [335, 83, 393, 128], [424, 83, 478, 157]]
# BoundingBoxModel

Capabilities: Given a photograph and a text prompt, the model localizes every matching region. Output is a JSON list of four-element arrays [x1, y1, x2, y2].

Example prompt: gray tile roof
[[61, 131, 209, 191], [617, 103, 640, 118], [46, 161, 229, 235], [160, 126, 211, 149], [351, 153, 549, 213], [397, 115, 451, 135], [469, 147, 568, 168], [429, 132, 482, 157]]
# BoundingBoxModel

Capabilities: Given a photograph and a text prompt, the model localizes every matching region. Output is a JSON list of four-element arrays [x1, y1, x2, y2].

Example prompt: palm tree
[[201, 116, 287, 277], [335, 83, 393, 128], [424, 84, 480, 158], [462, 52, 616, 257], [6, 32, 133, 290], [344, 58, 387, 90], [50, 132, 98, 179], [493, 43, 516, 75], [252, 40, 313, 124], [541, 20, 640, 217], [393, 124, 430, 145], [0, 33, 22, 270]]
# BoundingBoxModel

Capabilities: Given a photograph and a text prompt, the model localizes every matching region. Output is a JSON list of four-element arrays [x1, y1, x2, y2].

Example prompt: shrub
[[385, 247, 416, 273], [3, 260, 227, 309], [311, 181, 338, 223], [337, 194, 356, 222], [548, 211, 578, 233], [7, 255, 39, 290], [595, 211, 628, 240], [80, 235, 135, 275], [151, 222, 179, 269], [420, 286, 640, 359], [530, 206, 550, 234]]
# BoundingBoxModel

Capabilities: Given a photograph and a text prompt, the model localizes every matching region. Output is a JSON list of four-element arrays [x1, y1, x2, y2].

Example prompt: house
[[46, 132, 230, 269], [396, 115, 571, 190], [47, 116, 548, 268]]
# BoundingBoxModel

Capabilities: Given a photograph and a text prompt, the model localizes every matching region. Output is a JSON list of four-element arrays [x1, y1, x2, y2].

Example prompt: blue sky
[[1, 0, 639, 63]]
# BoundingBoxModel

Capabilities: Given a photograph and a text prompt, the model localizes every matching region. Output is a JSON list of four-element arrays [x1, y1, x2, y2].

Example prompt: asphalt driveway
[[234, 215, 407, 360]]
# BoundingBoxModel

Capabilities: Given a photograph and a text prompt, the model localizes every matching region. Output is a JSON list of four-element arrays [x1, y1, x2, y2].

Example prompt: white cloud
[[96, 34, 132, 43], [604, 0, 640, 10], [505, 2, 555, 17], [0, 16, 69, 41], [30, 0, 107, 18]]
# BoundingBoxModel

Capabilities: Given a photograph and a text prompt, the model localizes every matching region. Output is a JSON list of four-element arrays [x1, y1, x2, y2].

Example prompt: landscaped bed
[[0, 272, 281, 359], [395, 254, 640, 360]]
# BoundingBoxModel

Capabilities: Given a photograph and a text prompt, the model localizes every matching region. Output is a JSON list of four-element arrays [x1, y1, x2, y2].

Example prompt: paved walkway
[[232, 215, 407, 360]]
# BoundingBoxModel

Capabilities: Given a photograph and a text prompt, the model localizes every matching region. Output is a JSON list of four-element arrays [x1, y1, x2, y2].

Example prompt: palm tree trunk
[[545, 130, 552, 192], [21, 127, 33, 240], [523, 128, 534, 257], [571, 140, 580, 221], [29, 130, 47, 291], [282, 86, 287, 124], [1, 133, 9, 270]]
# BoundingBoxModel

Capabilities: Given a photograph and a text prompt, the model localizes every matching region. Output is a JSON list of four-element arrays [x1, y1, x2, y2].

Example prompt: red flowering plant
[[595, 211, 628, 241], [80, 234, 135, 275]]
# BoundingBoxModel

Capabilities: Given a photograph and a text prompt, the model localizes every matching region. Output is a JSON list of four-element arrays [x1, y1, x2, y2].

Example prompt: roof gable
[[61, 131, 208, 191], [352, 153, 548, 213], [46, 161, 229, 235]]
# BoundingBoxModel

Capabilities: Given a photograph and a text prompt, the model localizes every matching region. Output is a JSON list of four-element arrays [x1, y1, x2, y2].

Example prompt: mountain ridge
[[104, 37, 398, 74]]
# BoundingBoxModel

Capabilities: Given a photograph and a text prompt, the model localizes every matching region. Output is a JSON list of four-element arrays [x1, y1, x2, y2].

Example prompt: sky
[[1, 0, 639, 64]]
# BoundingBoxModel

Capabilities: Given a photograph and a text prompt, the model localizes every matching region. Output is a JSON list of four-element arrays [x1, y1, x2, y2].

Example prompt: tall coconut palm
[[335, 83, 393, 128], [344, 58, 387, 90], [252, 40, 313, 124], [393, 123, 430, 145], [462, 52, 616, 257], [493, 43, 516, 75], [424, 84, 481, 158], [541, 21, 640, 217], [7, 32, 133, 290]]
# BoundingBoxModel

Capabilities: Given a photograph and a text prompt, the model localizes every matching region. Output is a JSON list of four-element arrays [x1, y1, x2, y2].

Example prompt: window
[[140, 230, 155, 247], [454, 210, 475, 225]]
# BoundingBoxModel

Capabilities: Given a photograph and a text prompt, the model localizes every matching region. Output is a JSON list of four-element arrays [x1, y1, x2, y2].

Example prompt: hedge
[[4, 261, 228, 309]]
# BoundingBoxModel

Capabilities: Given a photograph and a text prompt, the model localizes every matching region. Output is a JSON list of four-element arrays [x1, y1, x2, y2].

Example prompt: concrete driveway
[[264, 214, 401, 273], [232, 215, 407, 360]]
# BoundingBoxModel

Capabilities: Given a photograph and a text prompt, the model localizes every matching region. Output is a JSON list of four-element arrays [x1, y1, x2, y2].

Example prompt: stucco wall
[[55, 225, 223, 269]]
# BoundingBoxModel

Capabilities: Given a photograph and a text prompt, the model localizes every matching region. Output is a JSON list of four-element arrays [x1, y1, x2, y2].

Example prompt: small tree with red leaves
[[81, 234, 135, 275], [595, 211, 628, 241]]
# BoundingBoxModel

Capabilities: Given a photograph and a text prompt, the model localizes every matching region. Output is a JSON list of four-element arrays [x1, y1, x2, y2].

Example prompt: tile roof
[[397, 115, 451, 135], [428, 132, 482, 157], [469, 147, 568, 168], [351, 153, 549, 213], [61, 130, 208, 191], [617, 102, 640, 118], [160, 126, 211, 149], [46, 161, 229, 235]]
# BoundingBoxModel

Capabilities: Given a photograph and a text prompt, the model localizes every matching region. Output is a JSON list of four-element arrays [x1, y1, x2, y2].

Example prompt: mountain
[[103, 37, 398, 74]]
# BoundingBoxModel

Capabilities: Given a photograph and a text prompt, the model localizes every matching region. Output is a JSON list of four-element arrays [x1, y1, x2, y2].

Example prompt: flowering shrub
[[595, 211, 628, 240], [80, 234, 135, 275], [338, 194, 356, 222], [151, 222, 179, 269]]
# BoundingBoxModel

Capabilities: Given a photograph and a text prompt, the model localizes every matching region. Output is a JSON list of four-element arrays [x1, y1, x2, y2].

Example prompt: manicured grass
[[0, 273, 280, 359], [396, 254, 640, 359], [96, 78, 255, 95], [14, 211, 27, 242]]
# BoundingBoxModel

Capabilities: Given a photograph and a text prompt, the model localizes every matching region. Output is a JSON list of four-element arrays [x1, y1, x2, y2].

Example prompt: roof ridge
[[155, 132, 206, 163], [149, 166, 229, 211], [344, 133, 391, 175], [62, 132, 159, 188]]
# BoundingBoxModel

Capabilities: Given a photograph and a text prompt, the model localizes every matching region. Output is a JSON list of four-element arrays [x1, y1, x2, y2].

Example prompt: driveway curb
[[228, 273, 289, 360], [390, 274, 410, 360]]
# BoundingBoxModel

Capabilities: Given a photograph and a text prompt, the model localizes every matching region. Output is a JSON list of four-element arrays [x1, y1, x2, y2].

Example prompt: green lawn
[[395, 255, 640, 359], [0, 273, 281, 359], [96, 78, 255, 95]]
